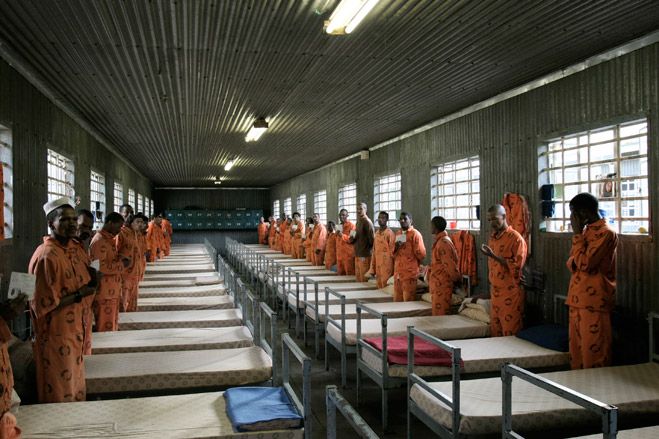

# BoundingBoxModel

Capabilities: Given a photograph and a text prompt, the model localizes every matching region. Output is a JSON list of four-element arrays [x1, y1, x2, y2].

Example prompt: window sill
[[540, 231, 652, 243]]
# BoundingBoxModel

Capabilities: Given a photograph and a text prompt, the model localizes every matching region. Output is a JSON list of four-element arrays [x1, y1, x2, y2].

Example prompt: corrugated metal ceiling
[[1, 0, 658, 186]]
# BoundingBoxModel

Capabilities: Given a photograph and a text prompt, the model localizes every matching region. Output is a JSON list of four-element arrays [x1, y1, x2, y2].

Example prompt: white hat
[[43, 197, 74, 216]]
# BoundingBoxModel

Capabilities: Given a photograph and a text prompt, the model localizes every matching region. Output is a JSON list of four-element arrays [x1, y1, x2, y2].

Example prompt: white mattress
[[267, 259, 311, 266], [145, 264, 216, 273], [261, 254, 293, 259], [118, 309, 242, 330], [574, 426, 659, 438], [281, 266, 329, 272], [307, 301, 431, 322], [322, 289, 393, 305], [148, 257, 213, 264], [92, 327, 253, 354], [85, 347, 272, 394], [361, 336, 569, 378], [139, 284, 226, 298], [286, 283, 380, 309], [140, 279, 195, 288], [411, 362, 659, 435], [142, 272, 221, 281], [326, 315, 490, 346], [137, 295, 234, 311]]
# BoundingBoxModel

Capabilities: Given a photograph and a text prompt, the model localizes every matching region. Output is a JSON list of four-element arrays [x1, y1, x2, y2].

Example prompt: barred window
[[338, 183, 357, 222], [273, 200, 280, 219], [313, 190, 327, 223], [113, 181, 124, 213], [374, 173, 401, 228], [431, 156, 480, 230], [128, 188, 136, 210], [296, 194, 307, 219], [538, 119, 649, 235], [90, 170, 105, 229], [146, 197, 152, 217], [0, 125, 13, 239], [47, 149, 75, 202], [283, 197, 292, 219], [137, 193, 144, 214]]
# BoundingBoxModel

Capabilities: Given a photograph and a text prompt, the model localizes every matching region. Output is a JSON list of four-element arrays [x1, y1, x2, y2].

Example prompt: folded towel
[[225, 387, 302, 432], [364, 335, 463, 367]]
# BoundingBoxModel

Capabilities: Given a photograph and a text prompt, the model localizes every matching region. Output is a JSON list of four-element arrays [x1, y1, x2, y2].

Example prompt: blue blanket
[[225, 386, 302, 432]]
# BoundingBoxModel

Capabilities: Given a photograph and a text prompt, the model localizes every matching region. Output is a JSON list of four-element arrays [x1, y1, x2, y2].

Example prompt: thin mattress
[[138, 284, 226, 298], [327, 314, 490, 346], [92, 326, 254, 354], [142, 272, 221, 281], [286, 284, 379, 308], [139, 276, 222, 288], [85, 347, 272, 394], [361, 335, 569, 378], [307, 300, 430, 322], [267, 259, 311, 266], [118, 309, 242, 330], [320, 289, 393, 305], [17, 391, 303, 439], [137, 295, 234, 311], [574, 426, 659, 438], [410, 362, 659, 435], [145, 264, 216, 273]]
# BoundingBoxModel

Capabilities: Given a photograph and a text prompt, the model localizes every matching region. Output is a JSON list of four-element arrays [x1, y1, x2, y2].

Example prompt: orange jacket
[[393, 226, 426, 281], [503, 193, 531, 255], [370, 227, 395, 278], [487, 226, 527, 301], [337, 221, 356, 260]]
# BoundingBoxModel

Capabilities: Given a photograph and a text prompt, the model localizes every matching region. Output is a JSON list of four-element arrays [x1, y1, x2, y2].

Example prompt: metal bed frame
[[326, 385, 379, 439]]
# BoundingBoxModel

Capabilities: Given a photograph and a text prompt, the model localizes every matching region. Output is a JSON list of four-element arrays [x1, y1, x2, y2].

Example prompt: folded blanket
[[225, 387, 302, 432], [364, 335, 463, 367]]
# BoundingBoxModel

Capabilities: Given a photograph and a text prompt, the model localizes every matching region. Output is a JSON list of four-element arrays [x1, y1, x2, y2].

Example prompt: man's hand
[[570, 213, 584, 235], [395, 241, 403, 251], [315, 249, 321, 255], [1, 293, 28, 321], [121, 257, 131, 268], [480, 244, 494, 258]]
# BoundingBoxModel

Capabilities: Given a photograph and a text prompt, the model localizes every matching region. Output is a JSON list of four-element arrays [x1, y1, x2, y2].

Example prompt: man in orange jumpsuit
[[481, 204, 527, 336], [336, 209, 356, 275], [273, 219, 283, 252], [282, 216, 293, 256], [257, 216, 268, 245], [566, 193, 617, 369], [116, 214, 144, 312], [267, 216, 277, 248], [75, 209, 95, 356], [136, 214, 149, 282], [90, 213, 129, 332], [29, 198, 98, 403], [368, 211, 395, 288], [290, 212, 305, 259], [161, 213, 173, 256], [324, 221, 338, 270], [350, 203, 375, 282], [429, 216, 461, 315], [311, 213, 327, 266], [146, 216, 165, 262], [303, 218, 314, 262], [0, 294, 27, 437], [393, 212, 426, 301]]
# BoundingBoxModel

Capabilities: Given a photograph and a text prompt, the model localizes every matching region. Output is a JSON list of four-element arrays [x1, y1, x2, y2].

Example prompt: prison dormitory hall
[[1, 1, 659, 438]]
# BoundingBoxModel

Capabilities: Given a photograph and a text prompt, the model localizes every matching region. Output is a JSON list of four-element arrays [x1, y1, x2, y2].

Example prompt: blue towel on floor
[[225, 386, 302, 432]]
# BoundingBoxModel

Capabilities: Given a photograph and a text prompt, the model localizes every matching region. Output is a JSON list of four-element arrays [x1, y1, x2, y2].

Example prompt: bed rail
[[260, 302, 279, 385], [242, 283, 259, 336], [203, 238, 217, 270], [650, 311, 659, 363], [326, 385, 379, 439], [324, 285, 356, 387], [501, 363, 618, 438], [282, 333, 312, 439]]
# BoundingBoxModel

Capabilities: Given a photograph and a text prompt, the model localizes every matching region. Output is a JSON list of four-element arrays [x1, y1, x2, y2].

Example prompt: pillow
[[459, 306, 490, 324], [516, 324, 569, 352], [382, 284, 396, 296], [422, 293, 465, 306], [421, 293, 431, 303]]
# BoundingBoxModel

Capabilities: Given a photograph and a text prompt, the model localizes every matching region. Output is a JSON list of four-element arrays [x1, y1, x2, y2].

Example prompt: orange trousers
[[82, 299, 94, 356], [0, 412, 21, 439], [430, 280, 452, 316], [337, 256, 355, 275], [121, 275, 140, 313], [313, 250, 325, 267], [569, 307, 612, 369], [394, 277, 417, 301], [490, 292, 524, 336], [354, 257, 371, 282]]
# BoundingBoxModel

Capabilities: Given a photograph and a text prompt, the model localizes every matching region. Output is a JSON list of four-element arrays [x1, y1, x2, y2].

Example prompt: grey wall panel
[[154, 188, 270, 214], [172, 230, 258, 255], [272, 44, 659, 330]]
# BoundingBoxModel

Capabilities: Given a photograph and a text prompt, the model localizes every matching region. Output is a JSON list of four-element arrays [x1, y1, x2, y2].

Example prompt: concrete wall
[[0, 58, 151, 298], [271, 44, 659, 359]]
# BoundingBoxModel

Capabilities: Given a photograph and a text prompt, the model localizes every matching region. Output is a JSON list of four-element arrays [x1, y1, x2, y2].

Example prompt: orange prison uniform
[[257, 222, 268, 245], [28, 236, 91, 403], [90, 230, 124, 332], [146, 222, 164, 262], [273, 226, 283, 252], [336, 221, 356, 275], [0, 319, 21, 438], [282, 222, 293, 256], [324, 233, 337, 270], [393, 227, 426, 301], [268, 220, 277, 248], [451, 230, 478, 287], [311, 223, 327, 266], [429, 231, 461, 315], [137, 233, 147, 281], [303, 227, 313, 262], [487, 226, 527, 337], [290, 220, 305, 259], [161, 219, 173, 256], [370, 228, 395, 289], [116, 225, 142, 312], [72, 239, 95, 356], [566, 218, 617, 369]]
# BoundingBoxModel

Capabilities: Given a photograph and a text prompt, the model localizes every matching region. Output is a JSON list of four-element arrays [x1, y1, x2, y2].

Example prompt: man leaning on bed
[[566, 193, 618, 370]]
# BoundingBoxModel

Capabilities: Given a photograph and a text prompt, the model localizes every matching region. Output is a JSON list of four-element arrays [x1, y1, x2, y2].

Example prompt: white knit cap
[[43, 197, 74, 216]]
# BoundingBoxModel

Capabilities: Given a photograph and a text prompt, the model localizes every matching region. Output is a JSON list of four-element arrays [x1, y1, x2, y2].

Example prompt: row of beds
[[15, 243, 313, 438], [228, 240, 659, 438]]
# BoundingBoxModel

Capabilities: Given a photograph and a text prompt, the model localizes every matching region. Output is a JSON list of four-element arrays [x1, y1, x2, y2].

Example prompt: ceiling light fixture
[[224, 159, 235, 171], [325, 0, 379, 35], [245, 118, 269, 142], [214, 180, 222, 185]]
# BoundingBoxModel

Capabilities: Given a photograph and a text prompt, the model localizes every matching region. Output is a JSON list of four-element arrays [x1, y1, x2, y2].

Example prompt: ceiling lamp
[[224, 159, 235, 171], [325, 0, 379, 35], [214, 180, 222, 185], [245, 118, 268, 142]]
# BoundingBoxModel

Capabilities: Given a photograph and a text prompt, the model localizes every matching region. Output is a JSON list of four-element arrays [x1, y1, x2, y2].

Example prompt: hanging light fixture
[[325, 0, 379, 35], [245, 118, 269, 142], [224, 159, 235, 171]]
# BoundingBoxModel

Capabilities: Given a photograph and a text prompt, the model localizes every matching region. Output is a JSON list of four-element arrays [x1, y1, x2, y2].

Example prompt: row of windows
[[273, 118, 650, 235]]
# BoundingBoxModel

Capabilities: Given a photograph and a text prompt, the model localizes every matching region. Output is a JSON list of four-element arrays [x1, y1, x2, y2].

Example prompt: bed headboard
[[282, 333, 312, 439], [259, 302, 278, 383], [326, 385, 378, 439]]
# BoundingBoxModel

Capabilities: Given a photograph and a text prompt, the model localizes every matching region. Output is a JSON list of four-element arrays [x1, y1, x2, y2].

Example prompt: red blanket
[[364, 335, 463, 367]]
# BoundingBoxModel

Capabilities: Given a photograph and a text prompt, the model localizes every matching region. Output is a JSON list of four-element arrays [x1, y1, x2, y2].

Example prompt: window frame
[[338, 183, 357, 223], [113, 181, 124, 213], [137, 193, 144, 214], [283, 197, 292, 219], [430, 155, 481, 231], [296, 194, 307, 219], [128, 188, 136, 210], [273, 200, 280, 219], [47, 148, 75, 202], [313, 190, 327, 223], [373, 172, 402, 228], [90, 169, 106, 229], [0, 124, 13, 240]]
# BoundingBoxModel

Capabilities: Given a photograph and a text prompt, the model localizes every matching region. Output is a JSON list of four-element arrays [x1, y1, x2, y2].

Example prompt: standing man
[[146, 216, 165, 262], [120, 204, 134, 223], [257, 216, 268, 245], [268, 216, 277, 248], [480, 204, 527, 336], [290, 212, 305, 259], [393, 212, 426, 301], [351, 202, 375, 282], [368, 211, 395, 288], [161, 213, 173, 256], [336, 209, 356, 275], [90, 213, 129, 332], [311, 213, 327, 266], [116, 213, 144, 313], [566, 193, 617, 369], [136, 213, 149, 283], [429, 216, 461, 315], [29, 198, 98, 403], [324, 221, 338, 270], [273, 219, 283, 252], [75, 209, 95, 355], [0, 294, 27, 437], [282, 216, 293, 256]]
